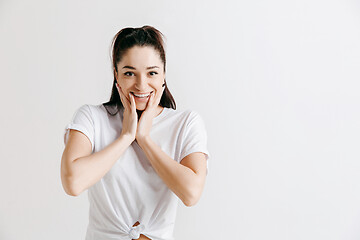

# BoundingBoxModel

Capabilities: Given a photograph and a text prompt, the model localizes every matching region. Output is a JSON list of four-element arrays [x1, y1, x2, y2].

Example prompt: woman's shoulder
[[76, 103, 115, 118], [163, 107, 203, 122]]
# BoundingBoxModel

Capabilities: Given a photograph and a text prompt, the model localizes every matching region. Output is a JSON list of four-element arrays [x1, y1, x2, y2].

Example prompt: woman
[[61, 25, 210, 240]]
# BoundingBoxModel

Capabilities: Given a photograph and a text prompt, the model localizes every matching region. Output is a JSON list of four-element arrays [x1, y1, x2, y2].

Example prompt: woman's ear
[[114, 68, 118, 81]]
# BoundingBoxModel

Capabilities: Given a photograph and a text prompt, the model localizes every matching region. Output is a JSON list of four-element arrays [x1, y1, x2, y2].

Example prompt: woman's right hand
[[116, 83, 137, 141]]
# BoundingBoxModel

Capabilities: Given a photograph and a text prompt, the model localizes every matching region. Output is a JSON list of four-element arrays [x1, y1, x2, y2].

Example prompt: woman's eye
[[124, 72, 157, 77], [124, 72, 134, 76]]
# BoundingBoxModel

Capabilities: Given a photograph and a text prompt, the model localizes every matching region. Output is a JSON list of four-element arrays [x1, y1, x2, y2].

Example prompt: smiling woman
[[114, 45, 165, 117], [61, 25, 210, 240], [106, 26, 176, 114]]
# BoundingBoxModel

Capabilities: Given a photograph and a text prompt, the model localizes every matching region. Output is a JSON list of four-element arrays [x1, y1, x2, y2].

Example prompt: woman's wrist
[[119, 133, 135, 145], [136, 135, 152, 147]]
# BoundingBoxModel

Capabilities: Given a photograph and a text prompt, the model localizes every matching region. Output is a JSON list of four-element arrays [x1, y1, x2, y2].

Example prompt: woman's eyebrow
[[122, 66, 159, 70]]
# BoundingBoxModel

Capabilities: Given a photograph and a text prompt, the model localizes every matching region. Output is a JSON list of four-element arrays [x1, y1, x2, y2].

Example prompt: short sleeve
[[64, 104, 95, 152], [180, 111, 210, 175]]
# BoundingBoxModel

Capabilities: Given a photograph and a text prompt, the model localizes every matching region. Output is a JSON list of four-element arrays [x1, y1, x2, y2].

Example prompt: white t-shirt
[[63, 104, 210, 240]]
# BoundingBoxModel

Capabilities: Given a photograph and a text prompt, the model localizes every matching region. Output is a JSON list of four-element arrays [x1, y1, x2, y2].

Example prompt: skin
[[114, 45, 165, 142]]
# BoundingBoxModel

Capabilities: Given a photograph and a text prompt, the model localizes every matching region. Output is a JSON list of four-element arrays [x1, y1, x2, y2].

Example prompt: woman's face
[[115, 46, 165, 111]]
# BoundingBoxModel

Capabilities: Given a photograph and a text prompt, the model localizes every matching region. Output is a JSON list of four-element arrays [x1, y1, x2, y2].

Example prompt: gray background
[[1, 0, 360, 239]]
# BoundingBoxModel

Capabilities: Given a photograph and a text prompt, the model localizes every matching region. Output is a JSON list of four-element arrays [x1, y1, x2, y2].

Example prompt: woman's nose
[[134, 74, 148, 89]]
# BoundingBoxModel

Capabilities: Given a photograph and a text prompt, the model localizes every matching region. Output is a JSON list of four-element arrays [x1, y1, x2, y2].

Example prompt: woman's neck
[[136, 110, 144, 120]]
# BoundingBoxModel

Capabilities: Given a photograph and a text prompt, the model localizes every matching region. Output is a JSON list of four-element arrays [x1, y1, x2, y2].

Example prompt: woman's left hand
[[136, 87, 165, 142]]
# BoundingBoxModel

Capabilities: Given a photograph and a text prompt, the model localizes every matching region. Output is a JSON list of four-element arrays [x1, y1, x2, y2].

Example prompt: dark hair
[[102, 25, 176, 115]]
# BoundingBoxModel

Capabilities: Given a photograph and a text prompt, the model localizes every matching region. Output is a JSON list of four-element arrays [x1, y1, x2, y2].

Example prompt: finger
[[116, 84, 131, 109], [146, 92, 156, 108], [152, 87, 164, 106], [129, 92, 137, 112], [117, 85, 127, 108]]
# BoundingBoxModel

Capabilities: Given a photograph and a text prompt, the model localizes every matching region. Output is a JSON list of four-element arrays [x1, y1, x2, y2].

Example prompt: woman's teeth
[[132, 92, 150, 98]]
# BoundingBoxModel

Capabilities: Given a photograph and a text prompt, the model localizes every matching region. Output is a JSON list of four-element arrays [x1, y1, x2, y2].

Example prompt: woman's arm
[[61, 130, 133, 196], [136, 137, 207, 207], [61, 85, 138, 196], [133, 85, 208, 206]]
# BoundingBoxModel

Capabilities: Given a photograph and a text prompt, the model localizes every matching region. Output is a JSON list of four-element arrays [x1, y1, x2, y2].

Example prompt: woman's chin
[[135, 105, 146, 111], [134, 100, 149, 111]]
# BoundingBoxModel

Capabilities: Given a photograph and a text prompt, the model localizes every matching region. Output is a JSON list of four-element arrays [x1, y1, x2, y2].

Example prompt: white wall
[[1, 0, 359, 239]]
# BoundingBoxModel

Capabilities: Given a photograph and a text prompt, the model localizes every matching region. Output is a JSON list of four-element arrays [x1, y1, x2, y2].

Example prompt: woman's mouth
[[131, 91, 153, 101]]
